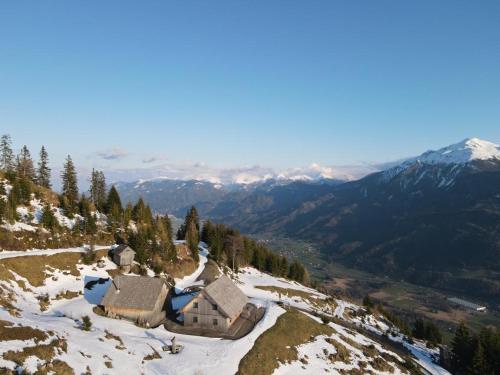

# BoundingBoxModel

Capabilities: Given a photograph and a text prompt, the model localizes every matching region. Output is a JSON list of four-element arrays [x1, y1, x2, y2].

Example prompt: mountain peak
[[413, 137, 500, 165]]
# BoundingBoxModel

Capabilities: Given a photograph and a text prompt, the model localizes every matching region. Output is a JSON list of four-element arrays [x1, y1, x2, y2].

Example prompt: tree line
[[1, 134, 308, 282], [448, 322, 500, 375], [199, 218, 308, 283], [0, 134, 176, 270]]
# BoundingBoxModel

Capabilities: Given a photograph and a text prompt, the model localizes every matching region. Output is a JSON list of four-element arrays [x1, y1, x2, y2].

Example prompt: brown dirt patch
[[0, 320, 48, 342]]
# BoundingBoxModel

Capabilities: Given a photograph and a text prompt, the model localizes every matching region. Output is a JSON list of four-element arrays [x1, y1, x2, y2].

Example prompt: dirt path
[[0, 245, 109, 260]]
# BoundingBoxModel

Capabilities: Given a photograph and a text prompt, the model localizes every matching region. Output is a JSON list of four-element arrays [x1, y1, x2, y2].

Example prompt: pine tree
[[106, 186, 123, 227], [61, 155, 79, 216], [37, 146, 51, 188], [41, 203, 58, 231], [186, 219, 199, 262], [78, 194, 92, 217], [16, 145, 35, 181], [177, 206, 199, 240], [0, 183, 6, 223], [0, 134, 14, 174], [89, 169, 106, 211], [11, 177, 32, 205], [451, 322, 473, 372], [201, 219, 213, 243], [84, 212, 97, 235], [471, 341, 488, 375], [123, 202, 133, 225]]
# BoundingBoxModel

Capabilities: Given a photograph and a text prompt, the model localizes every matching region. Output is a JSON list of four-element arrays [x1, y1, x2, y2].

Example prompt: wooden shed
[[112, 244, 136, 272], [100, 275, 168, 327], [181, 275, 249, 332]]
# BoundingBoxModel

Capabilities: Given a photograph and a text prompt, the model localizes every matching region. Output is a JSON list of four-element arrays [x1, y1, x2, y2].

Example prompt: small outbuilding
[[180, 275, 249, 332], [100, 275, 168, 327], [112, 244, 136, 272]]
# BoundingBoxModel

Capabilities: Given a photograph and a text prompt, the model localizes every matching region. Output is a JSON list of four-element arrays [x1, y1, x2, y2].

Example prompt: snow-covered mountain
[[408, 137, 500, 165], [381, 138, 500, 189], [205, 138, 500, 305]]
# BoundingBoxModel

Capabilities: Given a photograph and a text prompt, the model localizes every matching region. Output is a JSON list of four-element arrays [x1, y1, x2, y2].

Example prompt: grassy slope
[[237, 309, 334, 375]]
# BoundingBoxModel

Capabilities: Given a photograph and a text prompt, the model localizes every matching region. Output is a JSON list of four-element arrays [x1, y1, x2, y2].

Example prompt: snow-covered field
[[0, 243, 450, 375]]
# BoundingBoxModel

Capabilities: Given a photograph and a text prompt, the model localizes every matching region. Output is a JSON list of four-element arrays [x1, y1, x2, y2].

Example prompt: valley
[[259, 235, 500, 343]]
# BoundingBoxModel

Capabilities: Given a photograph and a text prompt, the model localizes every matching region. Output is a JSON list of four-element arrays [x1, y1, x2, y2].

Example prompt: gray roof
[[114, 244, 136, 256], [202, 275, 248, 319], [101, 275, 166, 311]]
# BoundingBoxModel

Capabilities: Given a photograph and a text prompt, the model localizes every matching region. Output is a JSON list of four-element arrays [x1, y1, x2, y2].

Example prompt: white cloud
[[96, 147, 129, 160], [142, 154, 168, 164], [100, 160, 378, 185]]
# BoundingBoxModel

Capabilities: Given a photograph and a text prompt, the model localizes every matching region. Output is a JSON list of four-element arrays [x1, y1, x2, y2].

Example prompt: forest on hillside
[[0, 134, 307, 283]]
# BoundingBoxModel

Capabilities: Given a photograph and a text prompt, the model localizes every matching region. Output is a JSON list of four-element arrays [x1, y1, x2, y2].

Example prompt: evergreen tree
[[412, 318, 426, 339], [84, 212, 97, 235], [106, 186, 123, 227], [37, 145, 51, 188], [11, 177, 32, 205], [78, 194, 92, 218], [201, 219, 212, 243], [61, 155, 79, 216], [186, 219, 199, 262], [0, 182, 6, 223], [40, 203, 58, 231], [0, 134, 14, 174], [89, 169, 106, 211], [288, 259, 307, 283], [123, 202, 133, 225], [177, 206, 199, 240], [16, 145, 35, 181], [471, 341, 488, 375], [132, 198, 153, 225], [5, 190, 18, 223], [451, 322, 473, 372]]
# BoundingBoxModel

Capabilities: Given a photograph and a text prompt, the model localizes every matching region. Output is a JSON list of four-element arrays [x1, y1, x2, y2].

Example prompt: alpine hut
[[180, 275, 249, 332], [112, 244, 136, 272], [100, 275, 168, 327]]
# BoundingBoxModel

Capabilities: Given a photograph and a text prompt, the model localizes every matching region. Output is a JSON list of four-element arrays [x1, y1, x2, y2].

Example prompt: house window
[[213, 319, 218, 326], [193, 316, 198, 323], [212, 304, 217, 310], [193, 302, 198, 309]]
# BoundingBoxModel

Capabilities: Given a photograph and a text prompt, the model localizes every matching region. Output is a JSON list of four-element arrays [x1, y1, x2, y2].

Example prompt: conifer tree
[[89, 169, 106, 211], [16, 145, 36, 181], [37, 146, 51, 188], [41, 203, 58, 231], [471, 341, 488, 375], [186, 219, 199, 262], [177, 206, 199, 240], [0, 182, 6, 223], [123, 202, 133, 225], [0, 134, 14, 174], [11, 177, 31, 205], [61, 155, 79, 215], [451, 322, 472, 372], [106, 186, 123, 227]]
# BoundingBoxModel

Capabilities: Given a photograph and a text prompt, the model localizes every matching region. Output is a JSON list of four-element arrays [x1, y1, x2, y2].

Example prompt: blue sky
[[1, 0, 499, 180]]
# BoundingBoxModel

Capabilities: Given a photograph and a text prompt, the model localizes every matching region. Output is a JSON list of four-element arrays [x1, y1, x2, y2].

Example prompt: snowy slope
[[410, 138, 500, 165], [0, 244, 450, 375]]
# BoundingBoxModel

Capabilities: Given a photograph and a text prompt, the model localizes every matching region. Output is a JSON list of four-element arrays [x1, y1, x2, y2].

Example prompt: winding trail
[[0, 245, 109, 260], [173, 241, 209, 293]]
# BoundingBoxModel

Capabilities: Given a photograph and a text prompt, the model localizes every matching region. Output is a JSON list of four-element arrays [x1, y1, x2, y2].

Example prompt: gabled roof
[[101, 275, 166, 311], [114, 244, 136, 256], [201, 275, 248, 319]]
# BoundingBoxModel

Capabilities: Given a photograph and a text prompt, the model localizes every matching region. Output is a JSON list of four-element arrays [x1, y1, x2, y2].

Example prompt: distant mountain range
[[116, 138, 500, 303]]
